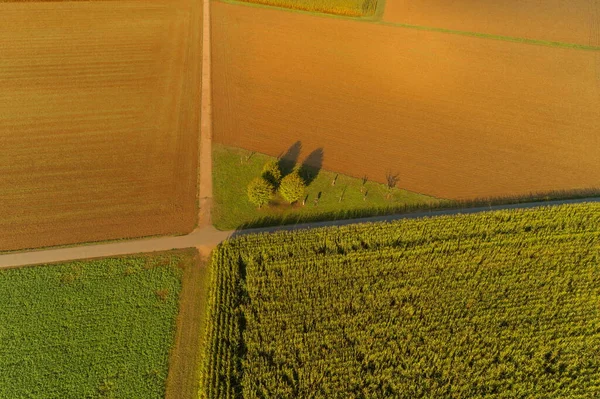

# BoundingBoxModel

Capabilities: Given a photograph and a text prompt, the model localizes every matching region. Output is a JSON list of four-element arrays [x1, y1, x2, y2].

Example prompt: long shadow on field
[[298, 148, 324, 186], [231, 187, 600, 234], [278, 141, 302, 177]]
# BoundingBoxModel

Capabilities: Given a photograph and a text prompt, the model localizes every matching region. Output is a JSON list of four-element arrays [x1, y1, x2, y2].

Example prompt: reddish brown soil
[[0, 0, 202, 251], [211, 2, 600, 201], [383, 0, 600, 47]]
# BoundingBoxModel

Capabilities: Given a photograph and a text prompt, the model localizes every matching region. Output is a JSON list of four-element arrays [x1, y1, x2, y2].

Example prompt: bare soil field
[[211, 2, 600, 201], [0, 1, 202, 251], [383, 0, 600, 47]]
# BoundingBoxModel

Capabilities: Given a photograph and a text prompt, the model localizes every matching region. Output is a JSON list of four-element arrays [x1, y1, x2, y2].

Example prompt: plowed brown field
[[0, 0, 202, 251], [384, 0, 600, 47], [212, 2, 600, 201]]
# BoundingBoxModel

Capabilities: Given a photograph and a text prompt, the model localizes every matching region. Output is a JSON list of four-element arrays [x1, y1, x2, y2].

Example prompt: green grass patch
[[0, 250, 201, 399], [203, 203, 600, 398], [212, 144, 441, 230], [232, 0, 377, 17]]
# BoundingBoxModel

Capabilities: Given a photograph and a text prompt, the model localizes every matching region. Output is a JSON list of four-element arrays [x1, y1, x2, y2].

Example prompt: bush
[[247, 177, 275, 208], [261, 160, 282, 187], [279, 171, 305, 204]]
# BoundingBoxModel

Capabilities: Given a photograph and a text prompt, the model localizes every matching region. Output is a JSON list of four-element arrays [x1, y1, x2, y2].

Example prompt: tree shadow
[[298, 148, 324, 186], [278, 141, 302, 177]]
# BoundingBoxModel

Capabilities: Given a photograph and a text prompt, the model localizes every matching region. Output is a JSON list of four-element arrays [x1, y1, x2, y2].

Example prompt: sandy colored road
[[1, 198, 598, 269], [0, 0, 202, 251], [198, 0, 213, 226], [211, 2, 600, 200], [383, 0, 600, 47]]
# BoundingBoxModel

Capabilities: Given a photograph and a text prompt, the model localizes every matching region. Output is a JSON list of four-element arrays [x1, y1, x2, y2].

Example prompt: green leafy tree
[[279, 171, 305, 204], [262, 160, 282, 187], [247, 177, 274, 208]]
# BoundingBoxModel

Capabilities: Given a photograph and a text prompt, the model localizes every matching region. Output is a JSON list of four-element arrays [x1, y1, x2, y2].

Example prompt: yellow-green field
[[203, 203, 600, 398]]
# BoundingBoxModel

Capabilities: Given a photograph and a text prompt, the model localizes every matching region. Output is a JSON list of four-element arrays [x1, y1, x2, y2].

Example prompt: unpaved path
[[1, 197, 597, 269], [197, 0, 214, 227]]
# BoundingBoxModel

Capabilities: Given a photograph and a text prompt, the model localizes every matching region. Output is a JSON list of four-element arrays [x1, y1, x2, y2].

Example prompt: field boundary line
[[378, 21, 600, 52]]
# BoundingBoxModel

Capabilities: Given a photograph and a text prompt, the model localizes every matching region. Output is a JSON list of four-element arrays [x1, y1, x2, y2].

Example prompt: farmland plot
[[383, 0, 600, 47], [211, 2, 600, 200], [0, 0, 202, 251], [0, 251, 190, 398], [203, 203, 600, 398]]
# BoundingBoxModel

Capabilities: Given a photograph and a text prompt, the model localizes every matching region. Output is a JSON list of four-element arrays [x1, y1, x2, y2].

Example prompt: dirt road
[[1, 197, 597, 269]]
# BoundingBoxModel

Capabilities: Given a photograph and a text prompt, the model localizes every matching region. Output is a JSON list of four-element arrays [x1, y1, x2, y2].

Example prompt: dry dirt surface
[[383, 0, 600, 47], [0, 0, 202, 251], [211, 2, 600, 201]]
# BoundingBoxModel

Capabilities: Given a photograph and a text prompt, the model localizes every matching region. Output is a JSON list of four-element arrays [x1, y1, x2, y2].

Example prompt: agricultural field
[[383, 0, 600, 47], [0, 0, 202, 251], [0, 249, 208, 399], [211, 1, 600, 201], [212, 144, 440, 229], [203, 203, 600, 398], [233, 0, 377, 16]]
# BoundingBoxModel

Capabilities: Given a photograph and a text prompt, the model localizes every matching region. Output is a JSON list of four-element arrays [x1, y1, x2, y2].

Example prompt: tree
[[247, 177, 274, 208], [262, 160, 282, 187], [279, 171, 305, 204]]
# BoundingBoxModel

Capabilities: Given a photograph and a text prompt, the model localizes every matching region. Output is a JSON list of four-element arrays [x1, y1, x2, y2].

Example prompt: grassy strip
[[0, 250, 203, 399], [379, 21, 600, 51], [203, 203, 600, 398], [212, 144, 440, 230], [165, 250, 211, 399]]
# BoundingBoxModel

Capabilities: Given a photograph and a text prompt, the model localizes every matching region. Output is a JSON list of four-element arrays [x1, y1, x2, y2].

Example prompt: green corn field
[[202, 203, 600, 398]]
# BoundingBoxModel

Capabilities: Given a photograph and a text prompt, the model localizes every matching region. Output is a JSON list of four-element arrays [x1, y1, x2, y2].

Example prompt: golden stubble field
[[384, 0, 600, 47], [211, 2, 600, 200], [0, 0, 202, 251]]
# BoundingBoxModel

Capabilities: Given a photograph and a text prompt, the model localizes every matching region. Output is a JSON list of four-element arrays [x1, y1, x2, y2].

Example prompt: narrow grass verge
[[165, 250, 211, 399], [378, 21, 600, 51]]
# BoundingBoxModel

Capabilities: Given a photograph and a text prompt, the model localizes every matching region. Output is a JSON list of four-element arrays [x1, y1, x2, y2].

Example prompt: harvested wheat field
[[211, 2, 600, 200], [384, 0, 600, 47], [0, 0, 202, 251]]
